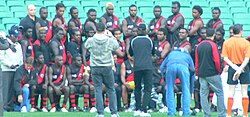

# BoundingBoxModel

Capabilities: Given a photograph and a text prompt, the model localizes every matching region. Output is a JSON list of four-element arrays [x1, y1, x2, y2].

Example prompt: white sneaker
[[95, 114, 104, 117], [133, 110, 141, 116], [30, 108, 37, 112], [21, 106, 27, 112], [90, 107, 97, 113], [147, 109, 153, 113], [42, 108, 48, 112], [111, 113, 120, 117], [104, 107, 111, 113], [61, 107, 68, 112], [125, 108, 133, 112], [159, 106, 168, 113], [178, 111, 183, 116], [140, 112, 151, 117], [50, 107, 56, 112]]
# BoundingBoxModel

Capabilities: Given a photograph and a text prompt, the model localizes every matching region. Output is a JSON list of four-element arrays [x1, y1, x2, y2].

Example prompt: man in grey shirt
[[84, 22, 124, 117]]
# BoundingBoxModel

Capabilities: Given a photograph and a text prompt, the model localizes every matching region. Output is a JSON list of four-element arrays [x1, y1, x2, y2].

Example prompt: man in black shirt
[[195, 28, 226, 117], [129, 23, 154, 116], [20, 4, 38, 41], [33, 27, 50, 65]]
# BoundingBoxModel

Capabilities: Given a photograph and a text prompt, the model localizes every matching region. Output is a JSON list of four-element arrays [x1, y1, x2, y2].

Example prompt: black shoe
[[83, 107, 89, 112], [69, 107, 76, 112], [191, 109, 197, 116]]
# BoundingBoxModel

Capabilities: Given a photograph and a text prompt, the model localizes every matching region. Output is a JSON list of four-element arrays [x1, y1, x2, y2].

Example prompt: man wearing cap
[[0, 25, 23, 112], [84, 22, 124, 117], [20, 4, 38, 41], [100, 2, 120, 32], [129, 23, 154, 117], [222, 24, 250, 117]]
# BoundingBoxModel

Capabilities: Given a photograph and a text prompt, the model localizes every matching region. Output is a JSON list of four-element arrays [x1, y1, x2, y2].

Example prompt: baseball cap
[[8, 24, 23, 37], [138, 23, 146, 31]]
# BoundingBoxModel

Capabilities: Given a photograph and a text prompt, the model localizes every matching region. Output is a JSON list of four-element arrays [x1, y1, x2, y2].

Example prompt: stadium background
[[0, 0, 249, 38], [0, 0, 249, 116]]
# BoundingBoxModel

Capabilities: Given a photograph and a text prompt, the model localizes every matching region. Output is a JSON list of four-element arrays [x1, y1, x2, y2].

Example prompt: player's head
[[35, 52, 44, 64], [38, 27, 47, 41], [157, 28, 167, 41], [153, 5, 162, 18], [129, 4, 137, 17], [73, 54, 82, 67], [70, 6, 78, 19], [87, 8, 97, 21], [39, 7, 48, 19], [179, 28, 189, 40], [56, 3, 65, 16], [72, 29, 81, 42], [113, 28, 122, 40], [212, 7, 221, 20], [172, 1, 181, 14], [215, 28, 225, 41], [54, 27, 64, 40], [55, 55, 63, 66], [106, 2, 114, 16], [192, 5, 203, 18]]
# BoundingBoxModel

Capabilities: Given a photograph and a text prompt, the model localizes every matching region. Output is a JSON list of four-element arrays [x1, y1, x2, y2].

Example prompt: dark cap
[[96, 22, 105, 32], [8, 24, 23, 37], [138, 23, 146, 31]]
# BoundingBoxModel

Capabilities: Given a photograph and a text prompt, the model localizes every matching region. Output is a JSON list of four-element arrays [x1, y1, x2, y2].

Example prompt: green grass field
[[4, 112, 213, 117]]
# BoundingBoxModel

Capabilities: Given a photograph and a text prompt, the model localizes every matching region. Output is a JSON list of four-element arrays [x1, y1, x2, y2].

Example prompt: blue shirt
[[160, 49, 195, 76]]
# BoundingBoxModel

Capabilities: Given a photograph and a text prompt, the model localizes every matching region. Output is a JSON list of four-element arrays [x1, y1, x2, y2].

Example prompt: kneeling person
[[48, 55, 69, 112], [14, 57, 37, 112]]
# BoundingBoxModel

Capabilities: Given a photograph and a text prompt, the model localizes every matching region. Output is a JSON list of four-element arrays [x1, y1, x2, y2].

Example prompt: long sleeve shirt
[[195, 39, 221, 77], [14, 65, 38, 95], [0, 39, 23, 71], [160, 49, 195, 77]]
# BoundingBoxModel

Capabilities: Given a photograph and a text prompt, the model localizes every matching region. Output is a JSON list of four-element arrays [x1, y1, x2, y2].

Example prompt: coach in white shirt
[[0, 25, 23, 111]]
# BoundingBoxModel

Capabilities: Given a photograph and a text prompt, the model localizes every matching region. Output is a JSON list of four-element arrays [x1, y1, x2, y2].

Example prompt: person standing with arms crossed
[[84, 22, 124, 117], [129, 23, 154, 117], [222, 24, 250, 117]]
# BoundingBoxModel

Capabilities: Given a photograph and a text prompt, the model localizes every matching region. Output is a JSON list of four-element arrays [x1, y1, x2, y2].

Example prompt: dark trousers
[[2, 71, 15, 111], [91, 66, 117, 115], [0, 68, 3, 116], [134, 70, 153, 113], [115, 85, 122, 111]]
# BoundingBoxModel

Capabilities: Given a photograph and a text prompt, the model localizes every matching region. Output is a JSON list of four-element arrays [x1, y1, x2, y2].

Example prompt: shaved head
[[27, 4, 36, 16]]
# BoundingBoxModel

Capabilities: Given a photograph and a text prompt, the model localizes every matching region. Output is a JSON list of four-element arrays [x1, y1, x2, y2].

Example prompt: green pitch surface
[[4, 112, 216, 117]]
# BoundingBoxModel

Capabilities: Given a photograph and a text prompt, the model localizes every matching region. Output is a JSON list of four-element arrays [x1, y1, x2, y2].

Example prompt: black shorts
[[36, 84, 45, 94], [75, 85, 82, 94], [227, 65, 250, 85]]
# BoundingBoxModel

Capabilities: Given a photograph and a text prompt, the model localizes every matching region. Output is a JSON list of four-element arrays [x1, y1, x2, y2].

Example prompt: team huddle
[[0, 0, 250, 117]]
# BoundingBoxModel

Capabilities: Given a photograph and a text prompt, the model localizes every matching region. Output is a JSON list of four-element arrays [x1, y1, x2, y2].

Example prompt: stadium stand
[[0, 0, 249, 38]]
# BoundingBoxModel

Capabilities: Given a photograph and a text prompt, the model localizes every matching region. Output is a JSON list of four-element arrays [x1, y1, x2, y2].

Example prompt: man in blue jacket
[[160, 49, 195, 116]]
